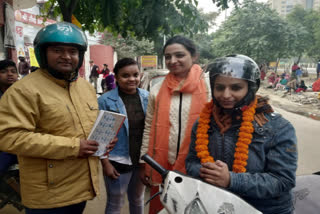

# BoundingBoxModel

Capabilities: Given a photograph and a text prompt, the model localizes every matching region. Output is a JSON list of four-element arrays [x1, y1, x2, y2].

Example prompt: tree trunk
[[296, 54, 302, 64], [57, 0, 79, 23], [275, 58, 280, 74]]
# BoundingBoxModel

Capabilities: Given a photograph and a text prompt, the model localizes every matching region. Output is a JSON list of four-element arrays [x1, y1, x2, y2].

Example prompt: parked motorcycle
[[0, 165, 24, 211]]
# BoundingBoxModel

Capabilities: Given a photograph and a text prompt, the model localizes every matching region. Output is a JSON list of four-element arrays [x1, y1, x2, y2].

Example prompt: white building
[[268, 0, 320, 17]]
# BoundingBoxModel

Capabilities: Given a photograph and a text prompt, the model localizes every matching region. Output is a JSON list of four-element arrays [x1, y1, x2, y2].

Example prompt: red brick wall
[[89, 45, 114, 73]]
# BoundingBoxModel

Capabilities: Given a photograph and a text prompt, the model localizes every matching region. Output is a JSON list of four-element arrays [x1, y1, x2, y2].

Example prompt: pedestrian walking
[[100, 63, 110, 93], [296, 66, 302, 85], [139, 35, 211, 214], [89, 60, 100, 92], [291, 63, 299, 80], [99, 58, 149, 214], [186, 54, 298, 214]]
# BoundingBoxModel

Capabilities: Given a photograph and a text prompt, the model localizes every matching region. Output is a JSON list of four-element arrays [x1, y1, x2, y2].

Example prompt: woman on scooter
[[186, 54, 298, 214]]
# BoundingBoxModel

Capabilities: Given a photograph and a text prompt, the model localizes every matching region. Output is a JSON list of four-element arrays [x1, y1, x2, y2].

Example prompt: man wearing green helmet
[[0, 22, 101, 213]]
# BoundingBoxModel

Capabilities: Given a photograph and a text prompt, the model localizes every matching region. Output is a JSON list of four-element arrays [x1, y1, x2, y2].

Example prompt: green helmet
[[33, 22, 87, 69]]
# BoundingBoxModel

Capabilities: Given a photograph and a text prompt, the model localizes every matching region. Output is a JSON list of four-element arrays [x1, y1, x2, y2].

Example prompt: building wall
[[314, 0, 320, 9], [272, 0, 305, 17], [89, 44, 114, 75], [269, 0, 320, 17]]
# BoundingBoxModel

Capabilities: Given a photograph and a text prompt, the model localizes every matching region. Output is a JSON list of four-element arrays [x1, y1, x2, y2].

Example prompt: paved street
[[83, 165, 150, 214], [273, 107, 320, 175]]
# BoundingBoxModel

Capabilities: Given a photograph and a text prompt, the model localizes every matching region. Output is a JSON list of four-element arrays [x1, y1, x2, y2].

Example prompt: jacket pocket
[[47, 160, 66, 190]]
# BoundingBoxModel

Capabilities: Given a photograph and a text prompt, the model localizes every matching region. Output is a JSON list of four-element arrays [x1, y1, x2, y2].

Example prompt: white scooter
[[293, 171, 320, 214], [141, 154, 262, 214]]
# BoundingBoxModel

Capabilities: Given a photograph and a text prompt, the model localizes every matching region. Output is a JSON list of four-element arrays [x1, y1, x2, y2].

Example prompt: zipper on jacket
[[176, 93, 183, 159]]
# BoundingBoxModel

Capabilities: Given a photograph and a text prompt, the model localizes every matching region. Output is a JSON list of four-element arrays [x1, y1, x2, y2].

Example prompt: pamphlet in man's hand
[[88, 110, 126, 157]]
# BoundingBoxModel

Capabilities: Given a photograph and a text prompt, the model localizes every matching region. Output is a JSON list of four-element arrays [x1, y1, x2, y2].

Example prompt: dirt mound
[[258, 78, 320, 120]]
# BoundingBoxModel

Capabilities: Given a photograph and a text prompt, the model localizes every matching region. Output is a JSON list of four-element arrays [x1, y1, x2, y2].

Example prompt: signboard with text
[[141, 55, 157, 68], [16, 22, 25, 57], [29, 47, 39, 67], [15, 10, 56, 27]]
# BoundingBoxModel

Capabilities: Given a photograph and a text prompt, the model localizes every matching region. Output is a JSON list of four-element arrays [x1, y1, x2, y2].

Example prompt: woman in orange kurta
[[139, 35, 210, 214]]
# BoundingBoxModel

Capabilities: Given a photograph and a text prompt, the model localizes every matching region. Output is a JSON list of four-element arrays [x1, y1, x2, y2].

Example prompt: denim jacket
[[186, 112, 298, 214], [98, 87, 149, 162]]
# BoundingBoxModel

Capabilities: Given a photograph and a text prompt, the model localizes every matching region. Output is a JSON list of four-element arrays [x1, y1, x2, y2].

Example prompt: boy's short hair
[[0, 60, 17, 71]]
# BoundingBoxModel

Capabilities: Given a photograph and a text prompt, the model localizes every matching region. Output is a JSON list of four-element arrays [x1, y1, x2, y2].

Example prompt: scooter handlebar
[[141, 154, 168, 179]]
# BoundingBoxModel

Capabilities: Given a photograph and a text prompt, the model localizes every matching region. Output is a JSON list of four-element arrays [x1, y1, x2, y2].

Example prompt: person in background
[[286, 77, 297, 95], [259, 63, 266, 81], [89, 60, 100, 92], [0, 22, 106, 214], [0, 59, 19, 175], [274, 75, 288, 91], [267, 72, 276, 88], [316, 59, 320, 80], [296, 80, 307, 93], [291, 63, 299, 80], [100, 63, 110, 93], [106, 70, 116, 91], [296, 66, 302, 85], [99, 58, 149, 214], [139, 35, 211, 213], [272, 74, 280, 88], [186, 54, 297, 214], [18, 56, 30, 78]]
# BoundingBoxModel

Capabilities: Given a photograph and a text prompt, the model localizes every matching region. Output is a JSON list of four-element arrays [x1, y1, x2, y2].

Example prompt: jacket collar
[[38, 68, 70, 88], [107, 87, 143, 101]]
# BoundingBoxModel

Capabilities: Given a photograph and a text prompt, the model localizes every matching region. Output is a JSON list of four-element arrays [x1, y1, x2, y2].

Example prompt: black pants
[[101, 78, 106, 92], [25, 201, 86, 214]]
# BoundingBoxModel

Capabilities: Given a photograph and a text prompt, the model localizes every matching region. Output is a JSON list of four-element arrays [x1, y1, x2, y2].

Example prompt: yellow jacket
[[0, 69, 99, 208]]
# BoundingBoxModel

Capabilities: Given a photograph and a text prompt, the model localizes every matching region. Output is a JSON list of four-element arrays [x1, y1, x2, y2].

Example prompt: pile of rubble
[[259, 82, 320, 120], [283, 91, 320, 108]]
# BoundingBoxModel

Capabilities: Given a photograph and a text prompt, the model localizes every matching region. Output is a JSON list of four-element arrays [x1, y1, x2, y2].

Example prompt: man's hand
[[139, 163, 151, 187], [101, 159, 120, 179], [103, 137, 118, 156], [200, 160, 231, 188], [78, 139, 99, 158]]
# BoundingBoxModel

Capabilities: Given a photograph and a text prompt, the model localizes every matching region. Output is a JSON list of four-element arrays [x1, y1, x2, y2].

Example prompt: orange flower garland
[[195, 98, 257, 173]]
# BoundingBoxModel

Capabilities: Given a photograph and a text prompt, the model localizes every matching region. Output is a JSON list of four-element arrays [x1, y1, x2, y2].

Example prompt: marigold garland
[[195, 98, 257, 173]]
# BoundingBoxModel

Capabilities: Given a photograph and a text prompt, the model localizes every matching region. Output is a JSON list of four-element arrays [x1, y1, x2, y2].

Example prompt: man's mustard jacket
[[0, 69, 99, 208]]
